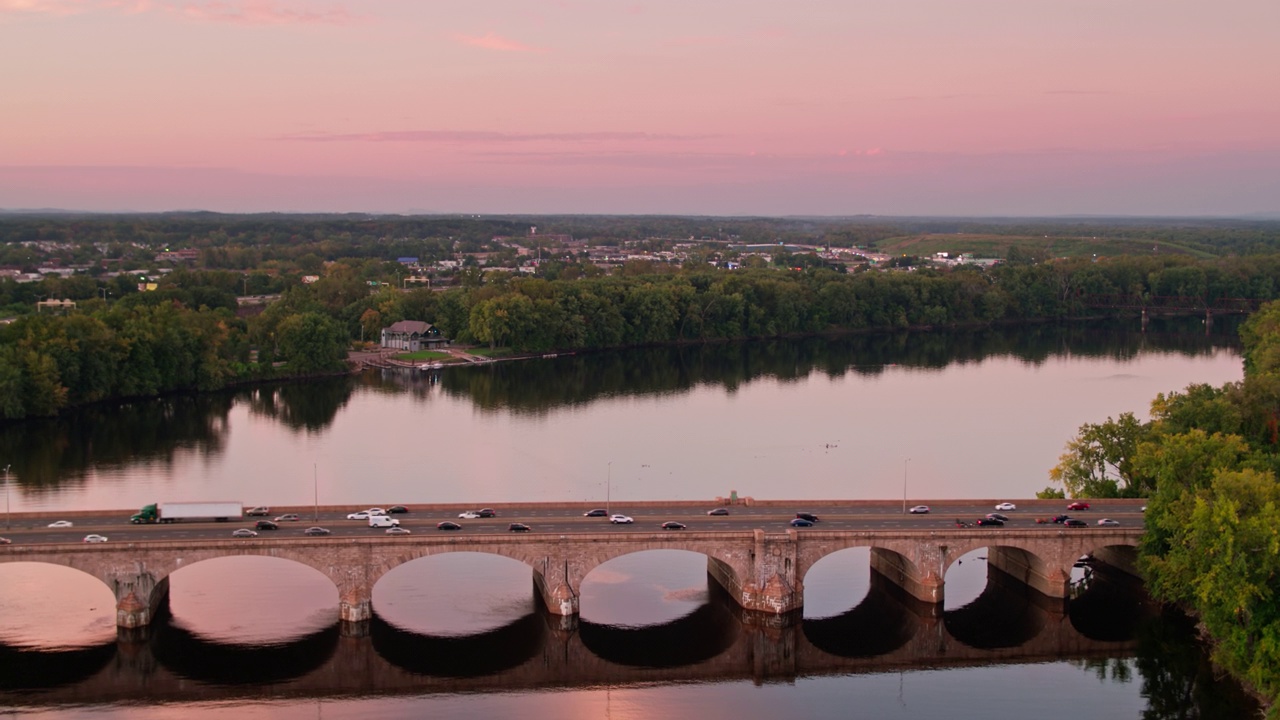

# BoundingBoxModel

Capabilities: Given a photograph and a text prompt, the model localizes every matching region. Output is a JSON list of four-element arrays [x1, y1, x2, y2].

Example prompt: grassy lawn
[[394, 350, 453, 361]]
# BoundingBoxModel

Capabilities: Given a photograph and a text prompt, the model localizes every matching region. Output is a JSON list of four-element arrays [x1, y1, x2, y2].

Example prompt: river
[[0, 318, 1265, 718]]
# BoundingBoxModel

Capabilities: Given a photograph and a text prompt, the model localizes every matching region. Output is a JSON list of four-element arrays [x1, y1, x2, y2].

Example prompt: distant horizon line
[[3, 208, 1279, 222]]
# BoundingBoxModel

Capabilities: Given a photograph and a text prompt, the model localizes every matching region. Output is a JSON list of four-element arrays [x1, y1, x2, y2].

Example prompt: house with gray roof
[[380, 320, 445, 351]]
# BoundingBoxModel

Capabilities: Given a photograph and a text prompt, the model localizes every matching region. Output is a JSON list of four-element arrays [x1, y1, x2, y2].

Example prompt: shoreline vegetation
[[5, 252, 1280, 420], [1050, 301, 1280, 717]]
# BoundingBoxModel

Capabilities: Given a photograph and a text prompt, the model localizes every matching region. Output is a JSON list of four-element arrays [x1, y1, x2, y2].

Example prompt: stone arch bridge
[[0, 527, 1141, 629]]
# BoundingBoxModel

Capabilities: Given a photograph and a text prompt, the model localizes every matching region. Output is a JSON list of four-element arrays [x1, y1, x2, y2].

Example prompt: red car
[[1067, 502, 1090, 511]]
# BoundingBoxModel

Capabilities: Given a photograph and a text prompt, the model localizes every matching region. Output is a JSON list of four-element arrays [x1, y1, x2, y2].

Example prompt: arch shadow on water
[[801, 573, 925, 659], [0, 641, 116, 691], [943, 566, 1052, 650], [1068, 566, 1149, 643], [370, 605, 545, 678], [148, 607, 340, 686], [578, 581, 740, 669]]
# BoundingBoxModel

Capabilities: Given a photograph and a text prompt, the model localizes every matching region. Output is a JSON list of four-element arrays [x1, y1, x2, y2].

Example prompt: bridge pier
[[707, 530, 804, 616], [987, 546, 1070, 600], [111, 573, 169, 629], [869, 547, 944, 607], [533, 555, 581, 617]]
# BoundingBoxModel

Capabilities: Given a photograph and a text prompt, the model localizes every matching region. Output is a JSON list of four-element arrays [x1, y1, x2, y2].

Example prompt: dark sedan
[[985, 513, 1009, 522], [795, 512, 820, 523], [254, 520, 279, 531], [1064, 518, 1089, 528], [508, 523, 532, 532], [790, 518, 814, 527], [584, 509, 608, 517], [437, 521, 462, 531], [303, 526, 331, 536], [661, 521, 687, 530], [707, 508, 730, 516], [975, 518, 1004, 527], [477, 508, 497, 518], [387, 506, 409, 514]]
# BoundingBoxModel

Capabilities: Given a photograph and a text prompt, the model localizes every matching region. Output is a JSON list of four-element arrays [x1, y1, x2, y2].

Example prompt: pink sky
[[1, 0, 1278, 215]]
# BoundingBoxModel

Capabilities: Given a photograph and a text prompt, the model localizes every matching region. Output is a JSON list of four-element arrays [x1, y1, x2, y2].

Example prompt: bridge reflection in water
[[0, 565, 1146, 705]]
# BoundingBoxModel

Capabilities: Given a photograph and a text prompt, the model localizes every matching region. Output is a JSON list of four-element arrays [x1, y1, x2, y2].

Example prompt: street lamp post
[[902, 458, 910, 514]]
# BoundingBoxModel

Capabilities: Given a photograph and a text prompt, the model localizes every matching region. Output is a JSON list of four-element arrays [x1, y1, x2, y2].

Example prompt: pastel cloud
[[180, 0, 356, 25], [279, 130, 715, 143], [454, 31, 542, 53], [0, 0, 355, 24]]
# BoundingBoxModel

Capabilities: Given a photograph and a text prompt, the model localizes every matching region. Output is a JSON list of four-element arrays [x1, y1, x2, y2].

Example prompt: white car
[[346, 511, 372, 520], [82, 534, 108, 543], [365, 508, 387, 516], [1097, 518, 1120, 526], [458, 511, 481, 519], [909, 505, 930, 514], [386, 526, 411, 535], [994, 502, 1017, 511], [48, 520, 74, 528], [609, 514, 634, 524]]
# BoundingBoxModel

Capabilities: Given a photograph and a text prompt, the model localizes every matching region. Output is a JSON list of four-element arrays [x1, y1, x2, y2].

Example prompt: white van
[[368, 515, 400, 528]]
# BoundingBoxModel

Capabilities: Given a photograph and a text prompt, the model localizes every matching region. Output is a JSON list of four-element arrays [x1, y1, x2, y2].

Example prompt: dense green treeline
[[371, 254, 1280, 353], [0, 295, 350, 420], [1049, 303, 1280, 714], [6, 252, 1280, 420]]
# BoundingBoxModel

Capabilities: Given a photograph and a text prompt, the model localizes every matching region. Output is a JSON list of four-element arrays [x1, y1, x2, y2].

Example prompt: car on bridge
[[1067, 502, 1091, 511], [387, 506, 409, 514], [1064, 519, 1089, 528], [386, 526, 411, 535], [508, 523, 532, 532], [790, 518, 814, 527], [303, 526, 331, 536], [48, 520, 73, 528], [661, 522, 686, 530], [477, 508, 497, 518], [255, 520, 278, 531], [610, 515, 633, 524], [347, 511, 374, 520], [246, 507, 270, 517], [986, 513, 1009, 522], [0, 537, 10, 544], [364, 508, 387, 516], [458, 511, 481, 519], [584, 509, 608, 517], [437, 521, 462, 531], [82, 534, 108, 543], [707, 508, 730, 516], [909, 505, 930, 514], [232, 529, 258, 537], [275, 513, 300, 522], [1097, 518, 1120, 526], [995, 502, 1017, 511], [795, 513, 820, 523], [975, 518, 1004, 527]]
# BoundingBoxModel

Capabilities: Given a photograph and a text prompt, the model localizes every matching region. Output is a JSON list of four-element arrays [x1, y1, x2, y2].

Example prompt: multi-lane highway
[[0, 500, 1145, 545]]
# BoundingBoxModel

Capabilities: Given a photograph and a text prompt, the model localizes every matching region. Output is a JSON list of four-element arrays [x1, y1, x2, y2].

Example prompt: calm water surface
[[0, 320, 1264, 718]]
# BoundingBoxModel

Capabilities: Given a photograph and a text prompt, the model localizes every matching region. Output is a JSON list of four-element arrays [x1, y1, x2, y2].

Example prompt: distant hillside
[[873, 232, 1215, 260]]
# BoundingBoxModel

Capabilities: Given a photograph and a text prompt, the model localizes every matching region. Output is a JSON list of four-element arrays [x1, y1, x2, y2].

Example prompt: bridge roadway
[[0, 499, 1146, 630], [0, 498, 1146, 545]]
